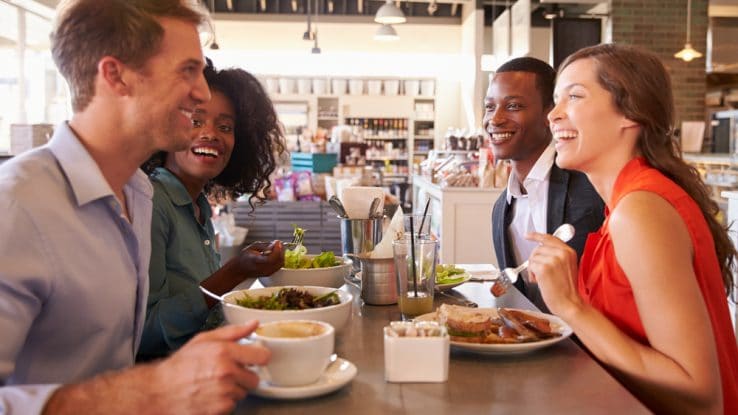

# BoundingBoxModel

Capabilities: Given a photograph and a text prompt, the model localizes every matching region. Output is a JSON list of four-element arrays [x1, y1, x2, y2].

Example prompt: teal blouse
[[138, 168, 221, 358]]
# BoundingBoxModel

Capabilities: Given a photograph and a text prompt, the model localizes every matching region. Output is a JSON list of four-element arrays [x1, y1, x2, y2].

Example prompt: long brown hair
[[559, 43, 735, 296]]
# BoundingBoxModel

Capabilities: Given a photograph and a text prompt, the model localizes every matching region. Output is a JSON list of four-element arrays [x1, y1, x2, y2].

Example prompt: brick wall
[[609, 0, 707, 124]]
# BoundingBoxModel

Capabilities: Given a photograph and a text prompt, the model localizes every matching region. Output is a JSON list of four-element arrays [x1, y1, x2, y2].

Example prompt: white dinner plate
[[250, 357, 357, 400], [435, 273, 472, 292], [415, 308, 573, 355]]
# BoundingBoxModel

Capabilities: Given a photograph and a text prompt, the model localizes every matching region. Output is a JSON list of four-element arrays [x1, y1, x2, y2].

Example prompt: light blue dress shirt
[[138, 168, 220, 358], [0, 122, 153, 414]]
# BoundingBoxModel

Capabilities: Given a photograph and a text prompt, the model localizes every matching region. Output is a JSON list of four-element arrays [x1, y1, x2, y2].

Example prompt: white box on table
[[383, 326, 449, 383]]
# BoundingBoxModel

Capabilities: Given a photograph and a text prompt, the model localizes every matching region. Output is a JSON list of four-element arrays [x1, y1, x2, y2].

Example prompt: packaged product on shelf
[[294, 171, 320, 201], [273, 174, 296, 201], [435, 158, 479, 188]]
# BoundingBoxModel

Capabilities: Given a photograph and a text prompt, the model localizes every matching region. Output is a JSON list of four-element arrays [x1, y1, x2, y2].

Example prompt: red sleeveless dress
[[578, 157, 738, 413]]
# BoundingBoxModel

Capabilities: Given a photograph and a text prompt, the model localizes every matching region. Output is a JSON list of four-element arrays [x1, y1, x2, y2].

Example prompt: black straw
[[417, 198, 431, 239], [409, 216, 418, 297]]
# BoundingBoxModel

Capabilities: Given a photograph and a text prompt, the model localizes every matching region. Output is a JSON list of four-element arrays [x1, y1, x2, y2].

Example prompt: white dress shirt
[[505, 144, 555, 305]]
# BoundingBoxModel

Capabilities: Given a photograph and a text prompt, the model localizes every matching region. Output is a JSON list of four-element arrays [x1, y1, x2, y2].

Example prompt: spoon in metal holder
[[490, 223, 576, 297], [329, 195, 348, 218], [368, 197, 381, 219]]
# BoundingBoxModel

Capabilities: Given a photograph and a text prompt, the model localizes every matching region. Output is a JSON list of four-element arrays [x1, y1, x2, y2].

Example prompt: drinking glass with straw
[[393, 221, 437, 320], [403, 198, 432, 239], [417, 198, 431, 239]]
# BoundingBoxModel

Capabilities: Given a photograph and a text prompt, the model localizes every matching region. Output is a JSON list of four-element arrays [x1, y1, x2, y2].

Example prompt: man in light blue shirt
[[0, 1, 270, 414]]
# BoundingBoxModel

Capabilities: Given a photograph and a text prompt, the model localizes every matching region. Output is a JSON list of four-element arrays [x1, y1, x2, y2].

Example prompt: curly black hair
[[143, 59, 286, 210]]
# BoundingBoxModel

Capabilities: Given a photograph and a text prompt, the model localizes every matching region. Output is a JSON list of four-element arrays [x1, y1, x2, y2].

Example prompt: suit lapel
[[547, 163, 568, 233]]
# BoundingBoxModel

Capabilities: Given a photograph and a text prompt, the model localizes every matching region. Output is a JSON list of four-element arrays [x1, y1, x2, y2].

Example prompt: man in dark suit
[[485, 57, 605, 311]]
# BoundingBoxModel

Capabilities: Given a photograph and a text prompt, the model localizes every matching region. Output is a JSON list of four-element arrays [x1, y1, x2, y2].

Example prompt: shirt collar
[[152, 167, 195, 207], [48, 122, 152, 207], [506, 143, 556, 203], [152, 168, 212, 220]]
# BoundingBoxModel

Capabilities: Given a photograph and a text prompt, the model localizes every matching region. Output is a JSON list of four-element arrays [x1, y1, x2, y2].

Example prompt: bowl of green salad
[[222, 286, 353, 330], [259, 245, 353, 289]]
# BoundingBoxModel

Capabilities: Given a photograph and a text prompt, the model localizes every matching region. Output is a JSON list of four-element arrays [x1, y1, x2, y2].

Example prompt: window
[[0, 2, 68, 153]]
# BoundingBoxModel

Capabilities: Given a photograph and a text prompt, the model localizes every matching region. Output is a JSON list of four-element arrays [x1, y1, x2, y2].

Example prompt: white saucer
[[250, 357, 357, 400]]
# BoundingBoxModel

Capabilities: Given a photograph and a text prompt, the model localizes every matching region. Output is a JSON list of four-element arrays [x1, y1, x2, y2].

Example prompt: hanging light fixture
[[374, 24, 399, 41], [302, 0, 314, 40], [312, 35, 321, 54], [375, 0, 406, 25], [674, 0, 703, 62], [311, 0, 321, 54]]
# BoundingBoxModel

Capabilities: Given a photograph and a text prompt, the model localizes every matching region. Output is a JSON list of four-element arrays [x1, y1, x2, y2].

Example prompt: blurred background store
[[2, 0, 738, 260]]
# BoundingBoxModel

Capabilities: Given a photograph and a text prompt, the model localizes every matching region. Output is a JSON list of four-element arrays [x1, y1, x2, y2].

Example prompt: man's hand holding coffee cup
[[148, 321, 271, 414]]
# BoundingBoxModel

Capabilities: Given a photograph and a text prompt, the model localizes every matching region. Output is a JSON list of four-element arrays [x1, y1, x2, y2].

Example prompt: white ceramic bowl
[[348, 79, 364, 95], [259, 256, 353, 288], [384, 80, 399, 96], [279, 78, 296, 95], [297, 78, 312, 95], [421, 79, 435, 97], [367, 80, 382, 95], [222, 286, 353, 330], [313, 79, 327, 95], [331, 79, 347, 95], [265, 78, 279, 95], [404, 80, 420, 97]]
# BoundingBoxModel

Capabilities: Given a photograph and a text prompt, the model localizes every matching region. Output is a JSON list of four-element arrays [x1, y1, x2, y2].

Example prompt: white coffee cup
[[252, 320, 335, 387]]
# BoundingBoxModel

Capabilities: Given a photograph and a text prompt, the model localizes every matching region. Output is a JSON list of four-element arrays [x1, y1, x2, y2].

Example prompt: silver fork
[[490, 223, 575, 297], [255, 231, 304, 255]]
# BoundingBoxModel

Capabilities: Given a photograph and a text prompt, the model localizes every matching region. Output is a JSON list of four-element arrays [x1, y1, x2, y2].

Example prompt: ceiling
[[203, 0, 609, 24], [18, 0, 738, 19]]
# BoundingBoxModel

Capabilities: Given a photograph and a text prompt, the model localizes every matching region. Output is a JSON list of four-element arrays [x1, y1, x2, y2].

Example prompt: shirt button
[[204, 239, 211, 246]]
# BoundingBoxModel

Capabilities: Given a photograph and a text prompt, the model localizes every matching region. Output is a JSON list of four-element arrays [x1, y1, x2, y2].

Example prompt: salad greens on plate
[[235, 288, 340, 310], [283, 225, 341, 269], [436, 264, 468, 285]]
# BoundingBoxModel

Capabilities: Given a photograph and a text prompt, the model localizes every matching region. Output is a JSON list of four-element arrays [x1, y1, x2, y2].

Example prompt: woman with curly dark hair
[[138, 61, 286, 358]]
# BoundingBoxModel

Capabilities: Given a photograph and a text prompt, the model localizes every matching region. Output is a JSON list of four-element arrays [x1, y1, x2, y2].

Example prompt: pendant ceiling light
[[302, 0, 314, 40], [674, 0, 703, 62], [374, 24, 399, 41], [375, 0, 406, 25], [310, 0, 320, 53]]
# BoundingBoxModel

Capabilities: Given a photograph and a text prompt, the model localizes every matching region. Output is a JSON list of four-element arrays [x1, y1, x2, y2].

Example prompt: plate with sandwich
[[416, 304, 573, 355], [435, 264, 472, 292]]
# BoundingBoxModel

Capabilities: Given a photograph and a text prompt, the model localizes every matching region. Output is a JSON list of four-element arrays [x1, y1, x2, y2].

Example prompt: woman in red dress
[[527, 43, 738, 414]]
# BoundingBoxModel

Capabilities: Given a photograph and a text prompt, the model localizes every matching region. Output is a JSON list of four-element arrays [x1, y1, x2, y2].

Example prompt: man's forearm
[[42, 362, 162, 415]]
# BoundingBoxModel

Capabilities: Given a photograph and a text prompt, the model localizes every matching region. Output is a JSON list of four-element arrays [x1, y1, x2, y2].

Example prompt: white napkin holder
[[383, 323, 449, 383]]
